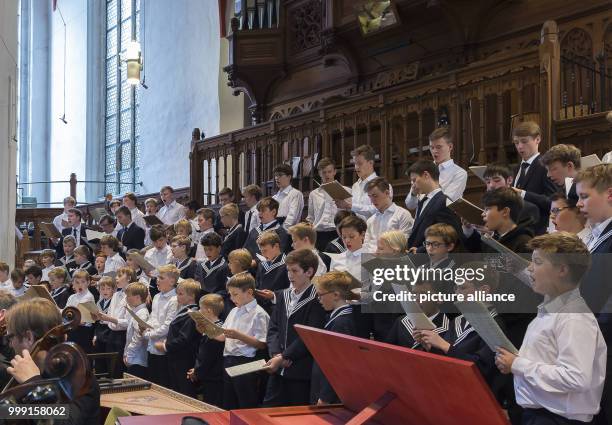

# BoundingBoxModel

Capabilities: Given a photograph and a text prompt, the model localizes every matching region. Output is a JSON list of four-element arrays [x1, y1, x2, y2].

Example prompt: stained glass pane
[[106, 88, 117, 117], [106, 57, 117, 88], [106, 27, 117, 58], [105, 145, 117, 174], [107, 0, 117, 28], [105, 117, 117, 145], [120, 0, 132, 20], [120, 110, 132, 142], [121, 142, 132, 170], [120, 81, 132, 110], [120, 19, 132, 51], [120, 170, 132, 193]]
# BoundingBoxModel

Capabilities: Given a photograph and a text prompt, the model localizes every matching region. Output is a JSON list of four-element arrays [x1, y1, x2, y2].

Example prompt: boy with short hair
[[142, 264, 179, 387], [483, 164, 542, 235], [215, 273, 269, 409], [123, 282, 150, 379], [100, 235, 126, 274], [0, 262, 11, 292], [264, 249, 327, 407], [242, 184, 262, 234], [272, 163, 304, 229], [157, 279, 201, 396], [495, 232, 606, 425], [92, 276, 115, 375], [24, 265, 42, 287], [9, 269, 27, 297], [363, 176, 413, 252], [464, 187, 534, 253], [228, 249, 253, 277], [48, 267, 71, 308], [65, 270, 96, 353], [423, 223, 458, 269], [255, 231, 291, 314], [195, 208, 217, 261], [144, 225, 172, 298], [307, 157, 350, 251], [58, 235, 77, 267], [220, 203, 247, 259], [188, 293, 225, 407], [200, 233, 230, 298], [335, 144, 392, 220], [171, 236, 202, 281], [288, 223, 327, 276], [39, 250, 56, 283], [329, 215, 367, 279], [243, 197, 291, 257]]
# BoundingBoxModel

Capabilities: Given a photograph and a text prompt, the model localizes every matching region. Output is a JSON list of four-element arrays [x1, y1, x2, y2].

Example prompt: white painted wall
[[0, 0, 19, 267], [138, 0, 221, 194]]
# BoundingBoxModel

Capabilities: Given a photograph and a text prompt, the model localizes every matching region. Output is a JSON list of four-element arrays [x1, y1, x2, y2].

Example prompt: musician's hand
[[263, 354, 284, 374], [187, 368, 197, 382], [255, 289, 274, 301], [495, 347, 516, 375], [7, 350, 40, 384], [223, 329, 240, 340]]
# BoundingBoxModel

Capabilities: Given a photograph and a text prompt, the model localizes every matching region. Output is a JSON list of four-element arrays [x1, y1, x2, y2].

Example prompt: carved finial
[[541, 20, 558, 43], [192, 128, 201, 141]]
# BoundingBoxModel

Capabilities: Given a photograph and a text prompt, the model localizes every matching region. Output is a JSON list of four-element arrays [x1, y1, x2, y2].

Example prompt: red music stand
[[229, 326, 509, 425]]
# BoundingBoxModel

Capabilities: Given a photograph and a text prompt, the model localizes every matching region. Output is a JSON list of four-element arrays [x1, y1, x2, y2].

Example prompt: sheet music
[[77, 303, 96, 324], [469, 166, 487, 183], [188, 311, 224, 338], [581, 154, 601, 169], [455, 301, 518, 355], [225, 359, 267, 377], [320, 181, 352, 201], [481, 234, 530, 269], [391, 283, 435, 330], [21, 285, 57, 306], [86, 229, 106, 242], [448, 198, 485, 226], [128, 252, 155, 273], [126, 306, 153, 329]]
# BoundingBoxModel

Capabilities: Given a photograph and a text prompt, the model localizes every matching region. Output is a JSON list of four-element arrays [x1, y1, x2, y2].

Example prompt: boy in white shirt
[[496, 232, 606, 424], [8, 269, 27, 297], [329, 215, 367, 280], [272, 164, 304, 229], [363, 177, 413, 252], [100, 235, 126, 274], [307, 158, 350, 251], [65, 270, 96, 353], [0, 262, 11, 292], [39, 250, 56, 283], [141, 264, 178, 388], [123, 282, 150, 379]]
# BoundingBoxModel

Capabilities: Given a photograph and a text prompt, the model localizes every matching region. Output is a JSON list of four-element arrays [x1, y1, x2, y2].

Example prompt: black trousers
[[263, 373, 310, 407], [127, 364, 148, 380], [148, 353, 170, 388], [68, 325, 94, 354], [523, 409, 589, 425], [223, 356, 261, 410], [315, 230, 337, 252], [201, 379, 223, 408], [106, 330, 127, 378]]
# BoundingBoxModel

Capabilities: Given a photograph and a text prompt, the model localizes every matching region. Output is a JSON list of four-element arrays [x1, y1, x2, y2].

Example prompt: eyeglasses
[[317, 291, 333, 300], [423, 241, 446, 248], [550, 207, 571, 216]]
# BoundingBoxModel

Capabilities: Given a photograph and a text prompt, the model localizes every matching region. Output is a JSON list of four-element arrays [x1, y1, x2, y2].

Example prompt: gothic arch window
[[105, 0, 141, 195]]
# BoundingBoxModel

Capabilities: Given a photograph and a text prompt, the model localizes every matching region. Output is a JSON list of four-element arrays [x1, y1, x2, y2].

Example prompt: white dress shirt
[[223, 299, 270, 358], [41, 265, 53, 282], [588, 217, 612, 252], [273, 185, 304, 229], [0, 279, 12, 292], [352, 173, 393, 220], [144, 245, 172, 269], [330, 248, 363, 280], [602, 151, 612, 164], [65, 289, 95, 309], [53, 211, 70, 233], [195, 228, 215, 262], [577, 226, 593, 246], [405, 159, 466, 209], [158, 200, 185, 225], [104, 253, 126, 274], [9, 285, 27, 297], [244, 205, 261, 235], [312, 249, 328, 277], [364, 203, 414, 252], [511, 288, 606, 422], [307, 184, 351, 231], [125, 303, 150, 367], [144, 288, 178, 355], [106, 289, 129, 331]]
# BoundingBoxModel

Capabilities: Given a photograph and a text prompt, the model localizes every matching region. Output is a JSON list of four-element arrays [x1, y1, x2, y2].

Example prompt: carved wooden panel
[[561, 27, 593, 61], [288, 0, 322, 54]]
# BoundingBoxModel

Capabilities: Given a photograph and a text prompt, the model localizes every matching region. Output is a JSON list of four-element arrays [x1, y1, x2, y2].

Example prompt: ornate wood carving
[[289, 0, 322, 53]]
